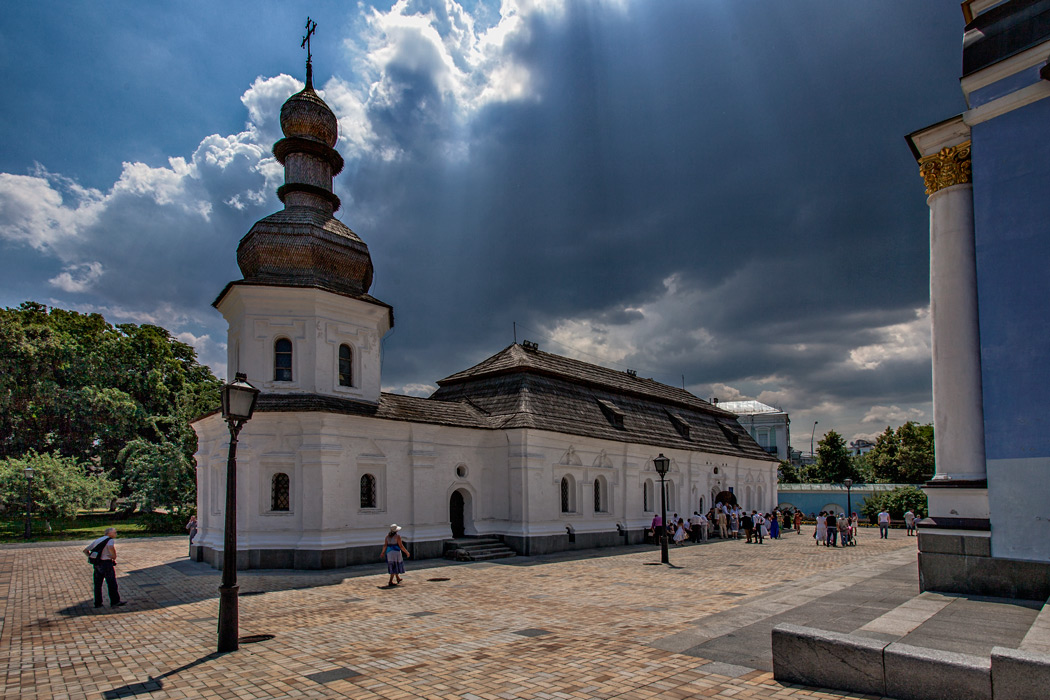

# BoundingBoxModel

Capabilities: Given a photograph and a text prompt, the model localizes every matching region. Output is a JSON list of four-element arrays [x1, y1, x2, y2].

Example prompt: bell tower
[[213, 28, 392, 404]]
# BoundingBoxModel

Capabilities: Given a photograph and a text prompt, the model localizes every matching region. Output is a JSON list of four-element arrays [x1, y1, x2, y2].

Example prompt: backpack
[[86, 537, 111, 565]]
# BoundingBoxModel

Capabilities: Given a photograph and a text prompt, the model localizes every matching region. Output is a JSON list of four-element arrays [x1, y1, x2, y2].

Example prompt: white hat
[[389, 524, 402, 532]]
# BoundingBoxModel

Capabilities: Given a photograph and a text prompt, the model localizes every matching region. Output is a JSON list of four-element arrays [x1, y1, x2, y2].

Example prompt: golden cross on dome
[[301, 17, 317, 87]]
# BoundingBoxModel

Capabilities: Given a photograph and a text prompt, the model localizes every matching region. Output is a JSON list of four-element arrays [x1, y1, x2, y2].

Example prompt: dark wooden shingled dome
[[230, 71, 376, 299]]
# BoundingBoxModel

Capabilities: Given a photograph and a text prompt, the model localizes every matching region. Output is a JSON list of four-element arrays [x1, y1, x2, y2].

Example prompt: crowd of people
[[648, 504, 809, 546], [647, 504, 920, 548]]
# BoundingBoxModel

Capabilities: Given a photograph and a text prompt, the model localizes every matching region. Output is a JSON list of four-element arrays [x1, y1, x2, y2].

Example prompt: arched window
[[560, 475, 576, 513], [274, 338, 293, 382], [665, 480, 676, 512], [338, 344, 353, 387], [593, 477, 607, 513], [643, 479, 654, 512], [271, 473, 290, 511], [360, 474, 377, 509]]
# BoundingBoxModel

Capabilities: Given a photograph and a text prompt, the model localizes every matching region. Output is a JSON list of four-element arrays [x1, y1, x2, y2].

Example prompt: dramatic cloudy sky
[[0, 0, 969, 448]]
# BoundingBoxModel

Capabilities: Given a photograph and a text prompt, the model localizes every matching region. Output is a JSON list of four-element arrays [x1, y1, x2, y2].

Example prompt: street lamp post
[[654, 454, 670, 565], [844, 478, 853, 520], [217, 372, 259, 653], [810, 421, 819, 459], [23, 467, 34, 540]]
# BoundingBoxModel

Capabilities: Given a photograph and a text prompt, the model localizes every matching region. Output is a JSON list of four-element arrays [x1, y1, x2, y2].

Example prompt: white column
[[928, 182, 987, 482]]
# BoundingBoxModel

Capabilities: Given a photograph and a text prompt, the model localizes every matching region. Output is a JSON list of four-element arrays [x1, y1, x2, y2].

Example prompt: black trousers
[[93, 561, 120, 606]]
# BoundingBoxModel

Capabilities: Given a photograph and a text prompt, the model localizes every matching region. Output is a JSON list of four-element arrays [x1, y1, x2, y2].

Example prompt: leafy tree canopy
[[0, 451, 118, 523], [860, 485, 928, 522], [810, 429, 862, 484], [0, 302, 220, 512], [869, 422, 935, 484]]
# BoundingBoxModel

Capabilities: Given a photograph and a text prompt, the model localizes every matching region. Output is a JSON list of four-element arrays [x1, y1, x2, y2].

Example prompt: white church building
[[191, 63, 778, 569]]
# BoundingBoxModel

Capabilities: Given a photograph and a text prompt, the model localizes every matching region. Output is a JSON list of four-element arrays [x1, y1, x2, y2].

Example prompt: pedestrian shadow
[[101, 651, 223, 698]]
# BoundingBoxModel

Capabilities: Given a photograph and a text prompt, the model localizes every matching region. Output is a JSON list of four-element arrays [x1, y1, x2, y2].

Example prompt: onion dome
[[233, 61, 375, 298], [280, 85, 338, 148]]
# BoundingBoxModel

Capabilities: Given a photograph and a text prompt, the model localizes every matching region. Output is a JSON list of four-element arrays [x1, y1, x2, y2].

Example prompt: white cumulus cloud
[[48, 261, 103, 293]]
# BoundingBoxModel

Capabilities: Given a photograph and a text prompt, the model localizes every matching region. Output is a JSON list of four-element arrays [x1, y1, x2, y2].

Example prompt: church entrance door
[[450, 490, 465, 539]]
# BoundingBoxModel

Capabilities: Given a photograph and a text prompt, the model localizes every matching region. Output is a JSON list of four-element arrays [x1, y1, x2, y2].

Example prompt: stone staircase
[[444, 537, 517, 562]]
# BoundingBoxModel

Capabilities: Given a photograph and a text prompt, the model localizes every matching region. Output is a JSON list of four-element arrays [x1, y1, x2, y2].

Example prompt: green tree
[[0, 302, 221, 511], [0, 451, 117, 528], [869, 422, 935, 483], [811, 430, 857, 483], [861, 486, 928, 522], [777, 460, 804, 484], [851, 452, 875, 483]]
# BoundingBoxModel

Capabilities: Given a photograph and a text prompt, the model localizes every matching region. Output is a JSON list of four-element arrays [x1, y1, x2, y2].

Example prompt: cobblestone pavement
[[1, 528, 915, 699]]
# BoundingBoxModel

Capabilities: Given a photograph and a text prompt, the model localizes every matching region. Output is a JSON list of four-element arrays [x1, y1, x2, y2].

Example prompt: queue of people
[[647, 504, 806, 546]]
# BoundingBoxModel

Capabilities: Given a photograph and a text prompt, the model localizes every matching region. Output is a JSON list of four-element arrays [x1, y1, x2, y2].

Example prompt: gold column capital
[[918, 140, 972, 195]]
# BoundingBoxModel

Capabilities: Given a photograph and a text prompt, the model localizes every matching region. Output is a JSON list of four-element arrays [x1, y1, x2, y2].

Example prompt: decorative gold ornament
[[918, 140, 972, 195]]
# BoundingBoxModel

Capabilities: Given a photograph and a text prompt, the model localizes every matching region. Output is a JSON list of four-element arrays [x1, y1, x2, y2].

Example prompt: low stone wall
[[773, 623, 1007, 700]]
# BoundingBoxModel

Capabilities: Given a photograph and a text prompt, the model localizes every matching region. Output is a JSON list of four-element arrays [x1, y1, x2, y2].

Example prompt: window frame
[[270, 472, 291, 512], [338, 343, 353, 388], [274, 337, 293, 382]]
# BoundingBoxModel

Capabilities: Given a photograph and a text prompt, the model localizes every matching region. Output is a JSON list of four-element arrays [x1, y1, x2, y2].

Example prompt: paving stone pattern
[[2, 529, 912, 699]]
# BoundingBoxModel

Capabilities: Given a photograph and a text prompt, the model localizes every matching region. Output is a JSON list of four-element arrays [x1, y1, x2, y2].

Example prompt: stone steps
[[444, 537, 517, 561]]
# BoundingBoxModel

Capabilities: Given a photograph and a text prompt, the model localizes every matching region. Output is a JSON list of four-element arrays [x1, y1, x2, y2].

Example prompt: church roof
[[245, 343, 775, 461], [437, 344, 733, 415]]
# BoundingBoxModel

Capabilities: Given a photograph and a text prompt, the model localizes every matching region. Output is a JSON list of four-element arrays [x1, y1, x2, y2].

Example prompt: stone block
[[771, 623, 887, 696], [918, 532, 963, 555], [991, 646, 1050, 700], [884, 641, 990, 700]]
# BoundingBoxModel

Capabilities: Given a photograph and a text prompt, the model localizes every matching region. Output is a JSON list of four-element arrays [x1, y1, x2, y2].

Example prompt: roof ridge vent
[[522, 340, 539, 351], [626, 369, 637, 377]]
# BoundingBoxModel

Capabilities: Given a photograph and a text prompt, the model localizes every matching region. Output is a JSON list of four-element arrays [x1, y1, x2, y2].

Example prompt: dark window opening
[[360, 473, 377, 509], [271, 473, 290, 511], [338, 344, 353, 387], [274, 338, 293, 382]]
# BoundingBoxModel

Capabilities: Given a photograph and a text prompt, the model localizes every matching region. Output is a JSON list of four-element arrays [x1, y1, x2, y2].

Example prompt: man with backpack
[[83, 528, 126, 608]]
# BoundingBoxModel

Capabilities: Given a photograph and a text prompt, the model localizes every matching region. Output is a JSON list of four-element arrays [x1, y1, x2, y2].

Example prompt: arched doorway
[[449, 489, 474, 538], [450, 491, 465, 538]]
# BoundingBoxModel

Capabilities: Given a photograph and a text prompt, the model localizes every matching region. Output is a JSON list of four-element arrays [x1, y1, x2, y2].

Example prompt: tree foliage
[[860, 486, 928, 522], [777, 460, 804, 484], [0, 302, 221, 512], [0, 451, 118, 523], [810, 430, 861, 484], [870, 422, 935, 484]]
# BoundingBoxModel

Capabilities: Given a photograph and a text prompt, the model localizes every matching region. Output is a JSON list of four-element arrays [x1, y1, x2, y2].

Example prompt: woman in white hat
[[382, 524, 410, 586]]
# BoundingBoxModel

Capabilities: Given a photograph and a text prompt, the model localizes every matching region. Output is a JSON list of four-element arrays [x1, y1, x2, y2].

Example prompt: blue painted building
[[907, 0, 1050, 599]]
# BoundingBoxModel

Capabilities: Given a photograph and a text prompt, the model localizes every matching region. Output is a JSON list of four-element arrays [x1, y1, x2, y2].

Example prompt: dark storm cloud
[[0, 0, 966, 440]]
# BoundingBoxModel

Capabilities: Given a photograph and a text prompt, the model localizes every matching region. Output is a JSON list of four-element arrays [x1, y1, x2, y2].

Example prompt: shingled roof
[[245, 343, 775, 461]]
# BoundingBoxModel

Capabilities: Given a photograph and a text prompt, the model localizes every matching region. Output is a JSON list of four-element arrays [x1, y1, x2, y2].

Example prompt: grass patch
[[0, 509, 186, 543]]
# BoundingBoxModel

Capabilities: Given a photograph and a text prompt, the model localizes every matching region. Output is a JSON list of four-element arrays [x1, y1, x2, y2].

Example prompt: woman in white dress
[[815, 511, 827, 546], [673, 518, 688, 546]]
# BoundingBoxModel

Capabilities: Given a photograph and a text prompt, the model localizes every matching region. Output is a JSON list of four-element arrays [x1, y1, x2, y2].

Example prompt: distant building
[[717, 400, 790, 462], [849, 439, 875, 457], [906, 0, 1050, 599]]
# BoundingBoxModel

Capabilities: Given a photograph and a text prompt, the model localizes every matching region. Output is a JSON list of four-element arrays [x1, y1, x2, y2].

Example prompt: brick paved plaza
[[2, 528, 915, 699]]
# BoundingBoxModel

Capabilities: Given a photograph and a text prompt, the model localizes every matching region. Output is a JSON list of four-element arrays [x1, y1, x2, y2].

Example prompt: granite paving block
[[990, 645, 1050, 700], [772, 623, 888, 696], [884, 641, 990, 700]]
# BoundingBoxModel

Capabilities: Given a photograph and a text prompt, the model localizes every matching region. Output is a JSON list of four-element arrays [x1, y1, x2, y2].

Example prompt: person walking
[[837, 513, 850, 546], [904, 509, 916, 536], [650, 512, 663, 544], [690, 512, 701, 543], [717, 508, 728, 539], [754, 511, 765, 544], [699, 511, 709, 541], [730, 510, 740, 540], [769, 513, 780, 540], [815, 511, 827, 546], [382, 524, 410, 586], [673, 518, 688, 547], [186, 514, 198, 544], [878, 509, 891, 539], [741, 511, 754, 543], [794, 509, 803, 534], [827, 512, 838, 547], [83, 528, 126, 608]]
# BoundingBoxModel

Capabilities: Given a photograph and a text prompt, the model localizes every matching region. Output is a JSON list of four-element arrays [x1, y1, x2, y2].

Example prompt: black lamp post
[[654, 453, 670, 564], [217, 372, 259, 653], [23, 467, 34, 540], [810, 420, 819, 460], [844, 478, 853, 522]]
